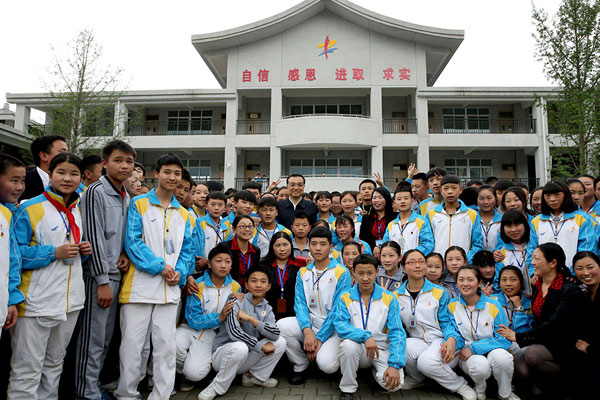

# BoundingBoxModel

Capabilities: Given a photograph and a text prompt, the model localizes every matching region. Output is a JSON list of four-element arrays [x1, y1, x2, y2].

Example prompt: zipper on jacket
[[66, 264, 72, 313]]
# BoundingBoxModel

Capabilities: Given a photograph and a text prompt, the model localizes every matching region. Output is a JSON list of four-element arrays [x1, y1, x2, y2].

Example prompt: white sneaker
[[501, 393, 521, 400], [197, 385, 217, 400], [241, 372, 278, 388], [476, 392, 486, 400], [457, 384, 477, 400], [401, 376, 425, 390]]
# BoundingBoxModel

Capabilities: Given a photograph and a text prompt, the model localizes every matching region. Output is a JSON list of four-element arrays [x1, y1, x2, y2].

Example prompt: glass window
[[302, 105, 314, 114], [327, 105, 337, 114], [350, 105, 362, 114], [290, 159, 301, 166], [444, 159, 493, 179], [291, 106, 302, 115], [339, 105, 350, 114], [445, 159, 455, 166], [315, 159, 326, 166], [456, 159, 468, 166], [315, 105, 326, 114]]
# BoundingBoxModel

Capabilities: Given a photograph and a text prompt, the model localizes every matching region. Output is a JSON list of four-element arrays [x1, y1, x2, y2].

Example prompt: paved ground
[[167, 371, 462, 400]]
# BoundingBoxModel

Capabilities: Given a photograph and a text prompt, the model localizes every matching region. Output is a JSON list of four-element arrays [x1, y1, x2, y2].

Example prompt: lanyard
[[480, 220, 494, 247], [375, 218, 386, 239], [585, 200, 598, 215], [548, 219, 566, 243], [463, 305, 481, 341], [512, 249, 526, 271], [211, 223, 224, 242], [58, 211, 71, 242], [277, 262, 288, 298], [504, 294, 514, 325], [409, 291, 420, 316], [360, 291, 375, 330], [163, 208, 174, 235], [241, 252, 252, 273], [263, 227, 276, 243], [312, 268, 329, 290], [399, 220, 409, 237]]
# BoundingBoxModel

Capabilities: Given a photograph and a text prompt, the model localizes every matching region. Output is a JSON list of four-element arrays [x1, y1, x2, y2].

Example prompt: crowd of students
[[0, 134, 599, 400]]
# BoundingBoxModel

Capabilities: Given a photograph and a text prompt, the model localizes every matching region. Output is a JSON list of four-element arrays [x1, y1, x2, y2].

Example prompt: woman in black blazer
[[359, 186, 397, 252], [499, 243, 587, 398], [219, 215, 261, 289], [263, 231, 302, 319]]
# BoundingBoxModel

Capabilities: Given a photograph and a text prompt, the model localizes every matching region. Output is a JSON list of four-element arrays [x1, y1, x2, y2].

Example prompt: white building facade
[[6, 0, 556, 191]]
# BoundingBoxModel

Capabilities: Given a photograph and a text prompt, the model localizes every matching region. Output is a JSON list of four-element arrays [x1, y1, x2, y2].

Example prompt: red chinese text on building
[[305, 68, 316, 81], [288, 69, 300, 81], [335, 68, 347, 81], [382, 68, 394, 81], [398, 68, 411, 80], [258, 69, 269, 82], [242, 69, 252, 82], [352, 68, 364, 81]]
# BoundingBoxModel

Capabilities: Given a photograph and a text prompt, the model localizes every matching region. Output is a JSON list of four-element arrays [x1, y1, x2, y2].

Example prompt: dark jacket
[[276, 198, 317, 229], [265, 259, 300, 319], [516, 279, 587, 363], [220, 239, 261, 289], [580, 288, 600, 362], [19, 167, 45, 202], [359, 212, 397, 250]]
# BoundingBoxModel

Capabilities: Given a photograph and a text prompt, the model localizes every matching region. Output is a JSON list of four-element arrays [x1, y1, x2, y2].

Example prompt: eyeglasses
[[237, 225, 254, 230], [404, 260, 426, 266]]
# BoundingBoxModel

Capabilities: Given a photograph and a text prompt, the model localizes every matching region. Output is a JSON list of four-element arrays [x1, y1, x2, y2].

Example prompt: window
[[182, 159, 211, 181], [442, 108, 489, 133], [445, 158, 492, 179], [168, 110, 213, 135], [288, 104, 363, 116], [289, 158, 363, 176]]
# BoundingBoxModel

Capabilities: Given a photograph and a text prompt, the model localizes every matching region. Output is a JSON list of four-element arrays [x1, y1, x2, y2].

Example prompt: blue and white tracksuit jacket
[[334, 284, 406, 369], [382, 211, 434, 255]]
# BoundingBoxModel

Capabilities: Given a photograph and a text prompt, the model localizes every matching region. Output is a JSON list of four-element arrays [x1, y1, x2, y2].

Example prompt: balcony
[[237, 120, 270, 135], [382, 118, 417, 134], [429, 118, 536, 134], [127, 120, 225, 136], [28, 124, 113, 137], [235, 178, 271, 191]]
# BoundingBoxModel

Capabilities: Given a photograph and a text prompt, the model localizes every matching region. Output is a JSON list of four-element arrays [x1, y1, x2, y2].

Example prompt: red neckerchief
[[231, 237, 255, 285], [532, 273, 564, 318], [371, 213, 387, 240], [43, 192, 81, 243]]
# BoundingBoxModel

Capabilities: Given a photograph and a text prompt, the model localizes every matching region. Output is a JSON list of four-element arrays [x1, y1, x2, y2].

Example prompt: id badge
[[309, 292, 318, 308], [165, 235, 175, 255], [408, 315, 417, 329], [375, 239, 384, 247], [277, 298, 287, 313], [398, 237, 406, 250], [63, 257, 75, 266]]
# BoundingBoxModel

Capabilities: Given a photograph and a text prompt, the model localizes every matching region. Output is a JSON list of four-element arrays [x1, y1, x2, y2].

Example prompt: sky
[[0, 0, 563, 122]]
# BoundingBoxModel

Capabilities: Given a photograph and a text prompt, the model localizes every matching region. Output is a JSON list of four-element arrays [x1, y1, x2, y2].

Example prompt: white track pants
[[277, 317, 340, 373], [405, 337, 466, 393], [115, 303, 177, 400], [208, 337, 286, 395], [339, 339, 403, 393], [175, 324, 215, 382], [8, 311, 80, 400], [459, 348, 514, 398]]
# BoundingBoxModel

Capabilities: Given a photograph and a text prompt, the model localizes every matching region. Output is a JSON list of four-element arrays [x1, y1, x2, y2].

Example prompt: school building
[[5, 0, 558, 191]]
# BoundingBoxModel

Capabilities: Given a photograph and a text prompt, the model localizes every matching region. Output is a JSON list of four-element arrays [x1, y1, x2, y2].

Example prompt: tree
[[40, 29, 126, 153], [532, 0, 600, 176]]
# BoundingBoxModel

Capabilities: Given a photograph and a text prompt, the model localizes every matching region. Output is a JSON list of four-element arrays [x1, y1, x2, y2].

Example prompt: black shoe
[[339, 392, 355, 400], [288, 370, 307, 385]]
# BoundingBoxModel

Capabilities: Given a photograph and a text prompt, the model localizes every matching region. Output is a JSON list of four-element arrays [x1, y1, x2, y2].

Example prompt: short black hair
[[494, 179, 514, 193], [485, 176, 499, 184], [472, 250, 495, 267], [536, 242, 569, 276], [154, 153, 183, 173], [565, 177, 585, 190], [31, 135, 66, 166], [208, 244, 233, 261], [359, 179, 377, 190], [331, 191, 341, 198], [246, 264, 272, 284], [335, 215, 356, 237], [459, 186, 478, 207], [341, 240, 362, 255], [49, 152, 82, 174], [0, 153, 25, 175], [352, 254, 378, 270], [224, 188, 237, 197], [394, 181, 413, 197], [498, 266, 525, 291], [102, 139, 136, 161], [258, 196, 278, 208], [466, 179, 483, 187], [412, 172, 427, 183], [500, 210, 530, 244], [308, 226, 332, 244], [81, 155, 102, 173], [426, 167, 447, 180], [180, 168, 194, 188], [134, 162, 145, 171], [242, 181, 262, 192], [576, 174, 596, 181], [232, 215, 254, 229], [314, 191, 332, 201], [287, 174, 305, 185], [513, 182, 529, 191], [234, 189, 257, 204], [440, 175, 461, 187], [541, 180, 578, 215], [206, 191, 227, 203], [206, 180, 224, 192], [293, 212, 310, 223]]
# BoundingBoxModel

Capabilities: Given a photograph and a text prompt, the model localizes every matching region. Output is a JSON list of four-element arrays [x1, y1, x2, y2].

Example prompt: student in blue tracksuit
[[335, 255, 405, 399], [448, 266, 518, 400], [477, 185, 502, 251]]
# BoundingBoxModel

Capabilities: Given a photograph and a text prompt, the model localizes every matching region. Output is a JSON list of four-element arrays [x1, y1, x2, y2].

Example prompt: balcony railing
[[237, 120, 270, 135], [127, 120, 226, 136], [382, 118, 417, 134], [429, 118, 536, 134], [27, 124, 113, 137], [282, 113, 371, 119], [235, 178, 271, 191]]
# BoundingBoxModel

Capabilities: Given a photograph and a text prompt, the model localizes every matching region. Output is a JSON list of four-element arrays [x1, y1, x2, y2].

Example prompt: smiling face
[[478, 264, 495, 280], [195, 183, 209, 207], [457, 268, 480, 298], [380, 246, 400, 274], [426, 256, 443, 282], [246, 271, 271, 298], [371, 191, 387, 212], [500, 269, 522, 297], [316, 196, 332, 213], [335, 219, 353, 241], [234, 217, 255, 242], [393, 191, 412, 213], [403, 251, 426, 280], [504, 222, 526, 243], [503, 191, 524, 212], [272, 237, 292, 261], [0, 166, 26, 203], [154, 164, 182, 192], [287, 176, 305, 199], [445, 249, 467, 275], [531, 248, 556, 278], [354, 263, 377, 292], [341, 193, 357, 215], [574, 256, 600, 288], [49, 161, 81, 197], [342, 245, 360, 269], [477, 188, 496, 213], [531, 189, 543, 214]]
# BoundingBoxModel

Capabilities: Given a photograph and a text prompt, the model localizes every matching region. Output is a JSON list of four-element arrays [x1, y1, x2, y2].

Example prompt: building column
[[415, 94, 430, 170], [533, 98, 550, 184], [269, 88, 282, 180], [114, 101, 128, 136], [370, 86, 383, 174], [15, 105, 31, 133], [224, 98, 238, 188]]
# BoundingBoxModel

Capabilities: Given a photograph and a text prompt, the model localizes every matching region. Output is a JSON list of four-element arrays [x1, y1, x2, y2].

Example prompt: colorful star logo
[[318, 35, 337, 59]]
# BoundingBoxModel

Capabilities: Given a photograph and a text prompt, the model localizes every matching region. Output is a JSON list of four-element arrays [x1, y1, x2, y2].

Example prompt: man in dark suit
[[19, 135, 68, 202], [276, 174, 317, 229]]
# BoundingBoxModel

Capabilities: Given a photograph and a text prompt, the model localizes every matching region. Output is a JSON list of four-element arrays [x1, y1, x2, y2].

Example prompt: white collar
[[37, 167, 49, 188]]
